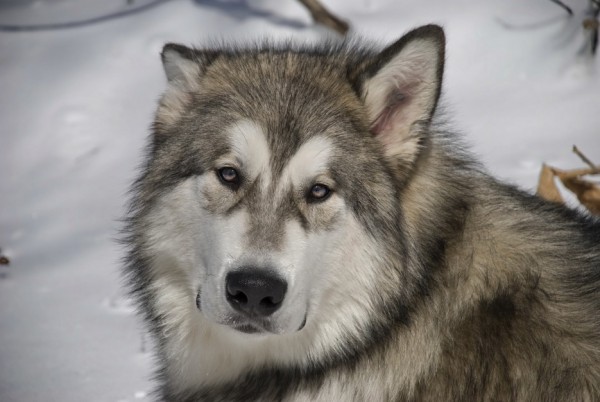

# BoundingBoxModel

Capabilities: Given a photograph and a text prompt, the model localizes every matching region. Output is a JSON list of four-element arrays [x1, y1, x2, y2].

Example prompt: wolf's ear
[[157, 44, 219, 126], [360, 25, 445, 170], [160, 44, 219, 88], [161, 44, 200, 87]]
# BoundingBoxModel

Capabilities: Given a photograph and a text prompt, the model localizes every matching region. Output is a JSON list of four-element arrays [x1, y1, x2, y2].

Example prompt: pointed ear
[[161, 44, 220, 88], [156, 44, 219, 126], [360, 25, 445, 170], [161, 43, 200, 87]]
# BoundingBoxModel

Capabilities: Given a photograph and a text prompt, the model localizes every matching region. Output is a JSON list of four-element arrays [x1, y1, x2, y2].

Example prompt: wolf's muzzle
[[225, 269, 287, 317]]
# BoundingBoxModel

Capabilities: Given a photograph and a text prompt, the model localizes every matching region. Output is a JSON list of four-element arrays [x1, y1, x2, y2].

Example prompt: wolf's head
[[127, 25, 446, 386]]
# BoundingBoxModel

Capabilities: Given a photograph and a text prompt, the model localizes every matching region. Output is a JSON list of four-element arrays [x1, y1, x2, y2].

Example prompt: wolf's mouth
[[298, 314, 307, 331], [232, 323, 263, 334], [230, 315, 272, 334], [196, 290, 268, 333], [195, 290, 307, 334], [196, 291, 202, 310]]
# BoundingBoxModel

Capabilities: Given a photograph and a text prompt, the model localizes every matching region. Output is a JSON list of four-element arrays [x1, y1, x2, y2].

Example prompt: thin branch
[[590, 0, 600, 54], [552, 166, 600, 180], [297, 0, 349, 35], [549, 0, 574, 16], [537, 164, 564, 203], [583, 17, 599, 55], [573, 145, 597, 169], [0, 0, 170, 32]]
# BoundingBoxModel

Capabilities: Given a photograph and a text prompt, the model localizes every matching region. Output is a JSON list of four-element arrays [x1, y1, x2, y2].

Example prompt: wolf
[[123, 25, 600, 401]]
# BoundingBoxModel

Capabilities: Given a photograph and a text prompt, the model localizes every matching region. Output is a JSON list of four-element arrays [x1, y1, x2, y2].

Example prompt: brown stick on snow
[[297, 0, 349, 35], [559, 176, 600, 215], [572, 145, 597, 169], [553, 166, 600, 180], [537, 164, 564, 203], [537, 147, 600, 215]]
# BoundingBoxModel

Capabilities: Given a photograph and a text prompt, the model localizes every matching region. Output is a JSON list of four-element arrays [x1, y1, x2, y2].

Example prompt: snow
[[0, 0, 598, 400]]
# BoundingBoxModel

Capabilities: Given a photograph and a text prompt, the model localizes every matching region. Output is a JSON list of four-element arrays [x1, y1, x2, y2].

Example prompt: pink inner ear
[[370, 91, 409, 143], [370, 105, 393, 136], [370, 107, 400, 148]]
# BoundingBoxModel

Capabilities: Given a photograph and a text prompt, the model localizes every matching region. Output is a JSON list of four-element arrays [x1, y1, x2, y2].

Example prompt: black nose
[[225, 269, 287, 317]]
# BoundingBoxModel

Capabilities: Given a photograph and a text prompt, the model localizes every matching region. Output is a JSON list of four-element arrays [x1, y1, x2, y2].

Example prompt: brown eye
[[308, 183, 331, 202], [217, 167, 239, 187]]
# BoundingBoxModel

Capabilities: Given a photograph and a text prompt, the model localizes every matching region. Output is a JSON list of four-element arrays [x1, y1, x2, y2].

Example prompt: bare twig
[[552, 166, 600, 180], [537, 164, 564, 203], [560, 176, 600, 215], [585, 0, 600, 54], [573, 145, 597, 169], [297, 0, 349, 35], [0, 0, 169, 32], [583, 18, 599, 54], [538, 148, 600, 215], [549, 0, 574, 16]]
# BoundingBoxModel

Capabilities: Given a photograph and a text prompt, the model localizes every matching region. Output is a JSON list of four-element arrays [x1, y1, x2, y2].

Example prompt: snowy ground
[[0, 0, 598, 401]]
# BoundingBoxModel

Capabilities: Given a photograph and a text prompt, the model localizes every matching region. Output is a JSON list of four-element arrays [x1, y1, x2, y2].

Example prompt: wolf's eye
[[307, 184, 331, 202], [217, 167, 239, 186]]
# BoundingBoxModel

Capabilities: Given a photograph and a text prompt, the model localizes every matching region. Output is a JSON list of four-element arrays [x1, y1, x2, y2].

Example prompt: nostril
[[228, 289, 248, 305], [259, 296, 279, 309]]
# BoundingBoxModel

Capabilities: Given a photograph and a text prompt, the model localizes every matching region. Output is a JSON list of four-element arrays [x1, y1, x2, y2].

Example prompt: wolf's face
[[191, 121, 360, 335], [135, 26, 445, 367], [145, 82, 400, 337]]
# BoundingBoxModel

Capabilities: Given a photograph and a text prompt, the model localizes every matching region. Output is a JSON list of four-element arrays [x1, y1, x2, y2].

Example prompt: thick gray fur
[[123, 25, 600, 401]]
